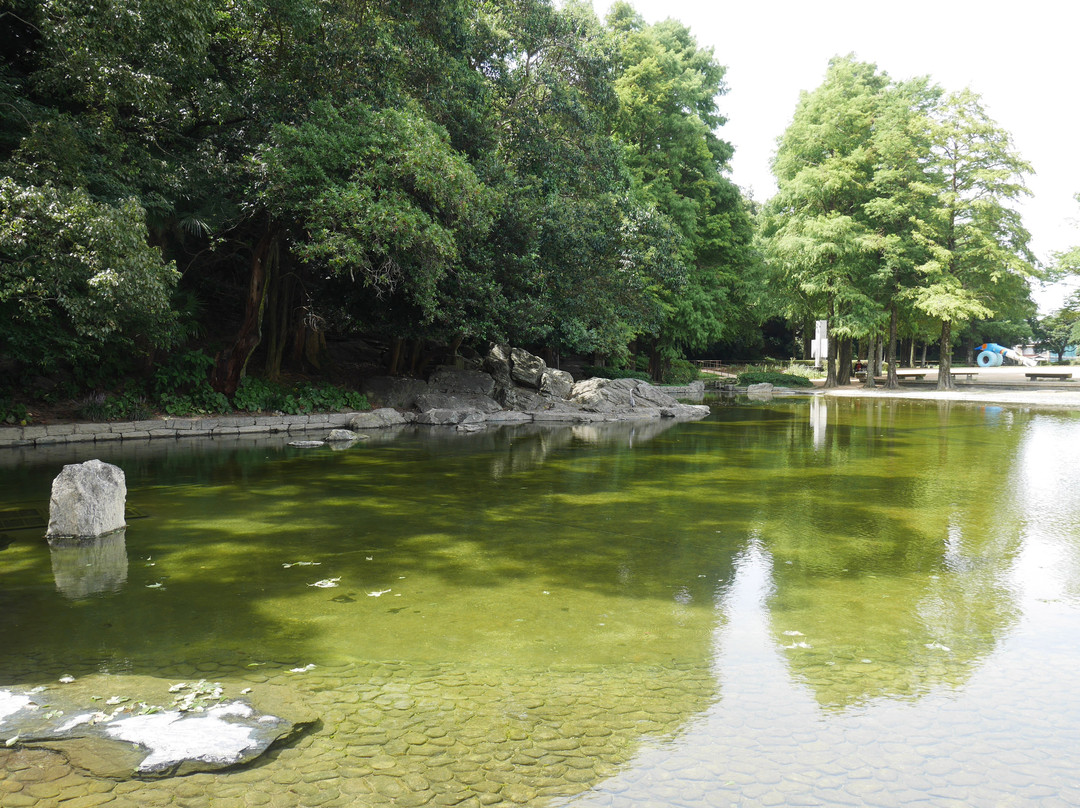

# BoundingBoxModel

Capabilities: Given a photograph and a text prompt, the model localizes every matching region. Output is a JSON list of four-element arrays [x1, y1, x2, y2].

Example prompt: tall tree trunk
[[407, 339, 423, 375], [648, 341, 663, 383], [886, 304, 899, 389], [837, 338, 852, 385], [291, 322, 326, 371], [211, 229, 277, 396], [937, 320, 954, 390], [823, 299, 837, 388], [448, 334, 464, 366], [863, 333, 877, 389], [387, 338, 404, 375], [264, 268, 295, 381]]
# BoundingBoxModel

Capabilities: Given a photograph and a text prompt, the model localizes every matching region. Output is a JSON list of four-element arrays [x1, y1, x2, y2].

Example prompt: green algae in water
[[2, 398, 1080, 807]]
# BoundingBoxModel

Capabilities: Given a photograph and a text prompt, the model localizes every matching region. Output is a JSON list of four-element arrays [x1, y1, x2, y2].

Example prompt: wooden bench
[[1025, 371, 1073, 381]]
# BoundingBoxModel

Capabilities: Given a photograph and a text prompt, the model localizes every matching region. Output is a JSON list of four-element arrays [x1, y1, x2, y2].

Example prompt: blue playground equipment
[[975, 343, 1036, 367]]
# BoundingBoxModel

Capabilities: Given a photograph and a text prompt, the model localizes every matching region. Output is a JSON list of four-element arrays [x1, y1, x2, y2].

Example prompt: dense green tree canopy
[[3, 0, 761, 390], [0, 179, 179, 370], [607, 3, 756, 374], [763, 56, 889, 386]]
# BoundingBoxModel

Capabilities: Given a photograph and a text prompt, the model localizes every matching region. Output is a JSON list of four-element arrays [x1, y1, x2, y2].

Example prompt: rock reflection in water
[[49, 528, 128, 598]]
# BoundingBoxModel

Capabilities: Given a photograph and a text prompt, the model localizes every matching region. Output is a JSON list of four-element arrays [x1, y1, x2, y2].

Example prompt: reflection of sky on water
[[562, 408, 1080, 807], [1011, 414, 1080, 609], [810, 395, 827, 451]]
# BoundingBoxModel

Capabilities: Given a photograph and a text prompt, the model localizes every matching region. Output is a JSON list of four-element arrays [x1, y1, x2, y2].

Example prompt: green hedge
[[736, 371, 814, 388]]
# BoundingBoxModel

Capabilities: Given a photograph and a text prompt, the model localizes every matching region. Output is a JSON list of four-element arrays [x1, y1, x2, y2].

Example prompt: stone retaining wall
[[0, 412, 358, 449]]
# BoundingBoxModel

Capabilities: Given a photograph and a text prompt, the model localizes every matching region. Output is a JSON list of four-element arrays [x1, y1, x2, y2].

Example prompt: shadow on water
[[0, 400, 1040, 703]]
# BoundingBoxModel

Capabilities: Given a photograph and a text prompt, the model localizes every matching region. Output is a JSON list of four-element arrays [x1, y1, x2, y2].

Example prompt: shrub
[[582, 365, 651, 381], [152, 350, 231, 415], [103, 384, 155, 421], [0, 398, 29, 425], [736, 371, 814, 388], [779, 363, 825, 380], [233, 377, 368, 414], [75, 385, 155, 421], [662, 359, 701, 385]]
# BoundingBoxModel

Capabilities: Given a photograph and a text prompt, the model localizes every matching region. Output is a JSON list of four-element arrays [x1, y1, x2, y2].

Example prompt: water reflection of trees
[[0, 417, 737, 680], [732, 397, 1027, 708]]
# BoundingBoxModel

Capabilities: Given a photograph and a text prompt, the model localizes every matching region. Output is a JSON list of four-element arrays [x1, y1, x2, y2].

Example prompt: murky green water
[[2, 397, 1080, 806]]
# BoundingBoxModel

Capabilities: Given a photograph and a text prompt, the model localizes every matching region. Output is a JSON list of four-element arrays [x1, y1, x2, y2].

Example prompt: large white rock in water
[[46, 459, 127, 540]]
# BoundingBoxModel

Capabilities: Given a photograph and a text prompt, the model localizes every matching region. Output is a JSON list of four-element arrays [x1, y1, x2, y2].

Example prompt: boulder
[[483, 410, 533, 424], [415, 392, 503, 414], [0, 679, 315, 778], [539, 368, 574, 399], [629, 382, 679, 408], [662, 404, 711, 418], [746, 382, 775, 401], [46, 459, 126, 541], [325, 429, 361, 442], [415, 408, 487, 426], [359, 376, 428, 409], [349, 408, 409, 429], [566, 378, 696, 416], [567, 377, 634, 413], [512, 388, 556, 413], [484, 344, 518, 408], [510, 348, 547, 389], [427, 366, 496, 397]]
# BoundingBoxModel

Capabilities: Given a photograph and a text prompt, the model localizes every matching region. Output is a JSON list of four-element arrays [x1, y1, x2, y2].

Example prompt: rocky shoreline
[[0, 346, 710, 450]]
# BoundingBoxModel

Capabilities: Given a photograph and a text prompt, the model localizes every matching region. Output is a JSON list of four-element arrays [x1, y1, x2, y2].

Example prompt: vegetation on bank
[[2, 1, 1079, 420], [735, 371, 815, 389]]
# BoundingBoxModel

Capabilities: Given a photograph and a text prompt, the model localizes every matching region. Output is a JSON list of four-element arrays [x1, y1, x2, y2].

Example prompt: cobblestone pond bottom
[[4, 620, 1080, 808]]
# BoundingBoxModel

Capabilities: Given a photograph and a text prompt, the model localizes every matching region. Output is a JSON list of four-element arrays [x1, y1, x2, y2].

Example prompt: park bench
[[895, 371, 926, 380], [1025, 371, 1073, 381], [950, 371, 979, 381]]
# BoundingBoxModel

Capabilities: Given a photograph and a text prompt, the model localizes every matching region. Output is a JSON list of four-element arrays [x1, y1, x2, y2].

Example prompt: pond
[[2, 396, 1079, 807]]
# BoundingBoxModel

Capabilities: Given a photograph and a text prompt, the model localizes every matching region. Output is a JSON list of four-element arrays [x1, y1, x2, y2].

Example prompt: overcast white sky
[[590, 0, 1080, 312]]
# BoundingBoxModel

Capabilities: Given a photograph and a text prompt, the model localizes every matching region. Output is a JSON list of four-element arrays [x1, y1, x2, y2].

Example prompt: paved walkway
[[819, 365, 1080, 408]]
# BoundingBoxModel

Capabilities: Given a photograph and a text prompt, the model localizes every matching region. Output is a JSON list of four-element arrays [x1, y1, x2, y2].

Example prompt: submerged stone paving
[[0, 659, 716, 808]]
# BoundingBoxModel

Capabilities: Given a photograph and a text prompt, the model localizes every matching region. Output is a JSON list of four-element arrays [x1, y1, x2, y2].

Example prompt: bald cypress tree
[[916, 89, 1036, 389]]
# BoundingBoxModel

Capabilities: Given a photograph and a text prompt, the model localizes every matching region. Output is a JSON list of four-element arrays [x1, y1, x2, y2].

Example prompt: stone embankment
[[1, 346, 710, 449], [0, 412, 356, 449]]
